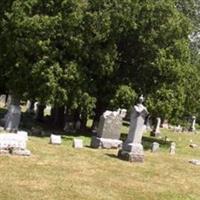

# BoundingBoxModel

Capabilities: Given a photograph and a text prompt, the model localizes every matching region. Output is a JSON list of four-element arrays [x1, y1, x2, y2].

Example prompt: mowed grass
[[0, 128, 200, 200]]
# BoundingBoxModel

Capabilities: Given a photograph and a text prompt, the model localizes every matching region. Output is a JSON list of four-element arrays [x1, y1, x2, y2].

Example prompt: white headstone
[[169, 142, 176, 155], [151, 142, 160, 152], [50, 134, 61, 145], [73, 138, 83, 148], [0, 133, 26, 150]]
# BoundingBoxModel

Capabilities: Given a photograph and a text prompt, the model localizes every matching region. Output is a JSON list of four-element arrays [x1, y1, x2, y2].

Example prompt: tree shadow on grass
[[105, 153, 118, 159]]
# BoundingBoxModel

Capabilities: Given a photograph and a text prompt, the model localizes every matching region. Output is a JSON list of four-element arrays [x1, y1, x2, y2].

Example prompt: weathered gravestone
[[50, 134, 61, 145], [118, 96, 148, 162], [91, 109, 126, 149], [0, 133, 31, 156], [150, 117, 161, 137]]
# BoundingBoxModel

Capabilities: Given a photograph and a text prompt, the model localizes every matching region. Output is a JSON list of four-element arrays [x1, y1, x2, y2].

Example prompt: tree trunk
[[91, 100, 105, 130], [52, 106, 65, 128], [35, 103, 45, 122]]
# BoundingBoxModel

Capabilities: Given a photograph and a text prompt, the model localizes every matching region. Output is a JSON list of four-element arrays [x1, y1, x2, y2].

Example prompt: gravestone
[[90, 109, 126, 149], [4, 105, 21, 132], [73, 138, 83, 148], [189, 116, 196, 132], [118, 96, 148, 162], [169, 142, 176, 155], [50, 134, 61, 145], [151, 142, 160, 152], [150, 117, 161, 137], [0, 133, 31, 156]]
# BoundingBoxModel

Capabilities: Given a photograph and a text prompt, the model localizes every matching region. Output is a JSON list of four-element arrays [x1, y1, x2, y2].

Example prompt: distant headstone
[[50, 134, 61, 145], [73, 138, 83, 148], [4, 105, 21, 132], [151, 117, 161, 137], [151, 142, 160, 152], [169, 142, 176, 155], [189, 116, 196, 132], [90, 109, 123, 149], [118, 95, 148, 162], [0, 133, 30, 156]]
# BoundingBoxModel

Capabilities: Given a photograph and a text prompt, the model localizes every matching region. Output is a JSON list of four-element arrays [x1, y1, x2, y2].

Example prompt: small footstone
[[151, 142, 160, 152], [50, 134, 61, 145], [73, 138, 83, 148]]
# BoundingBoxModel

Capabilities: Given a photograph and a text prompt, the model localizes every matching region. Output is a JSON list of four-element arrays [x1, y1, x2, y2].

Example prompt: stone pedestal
[[118, 143, 144, 162]]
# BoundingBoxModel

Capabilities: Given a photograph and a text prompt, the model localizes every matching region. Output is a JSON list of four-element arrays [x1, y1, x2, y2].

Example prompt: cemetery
[[1, 1, 200, 200], [0, 98, 200, 200]]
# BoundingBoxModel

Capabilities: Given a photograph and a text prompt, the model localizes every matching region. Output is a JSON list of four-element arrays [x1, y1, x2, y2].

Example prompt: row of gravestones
[[90, 96, 182, 162]]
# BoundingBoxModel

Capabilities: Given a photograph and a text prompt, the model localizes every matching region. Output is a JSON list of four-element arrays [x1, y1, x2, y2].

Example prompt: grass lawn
[[0, 114, 200, 199]]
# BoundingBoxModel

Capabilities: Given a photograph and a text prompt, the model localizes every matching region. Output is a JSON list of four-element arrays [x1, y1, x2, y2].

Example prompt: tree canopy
[[0, 0, 199, 126]]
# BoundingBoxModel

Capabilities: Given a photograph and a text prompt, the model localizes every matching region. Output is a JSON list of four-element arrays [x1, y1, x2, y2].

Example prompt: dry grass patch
[[0, 129, 200, 199]]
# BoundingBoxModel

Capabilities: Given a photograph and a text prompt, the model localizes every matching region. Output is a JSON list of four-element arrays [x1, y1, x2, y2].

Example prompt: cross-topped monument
[[118, 95, 148, 162]]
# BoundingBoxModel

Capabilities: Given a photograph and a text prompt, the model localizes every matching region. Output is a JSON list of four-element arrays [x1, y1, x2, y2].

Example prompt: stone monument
[[150, 117, 161, 137], [118, 95, 148, 162], [90, 109, 126, 149]]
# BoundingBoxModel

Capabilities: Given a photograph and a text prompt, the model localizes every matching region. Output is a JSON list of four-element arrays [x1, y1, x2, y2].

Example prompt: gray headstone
[[97, 110, 122, 139], [91, 110, 123, 149], [50, 134, 61, 145], [4, 105, 21, 132], [118, 95, 148, 162]]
